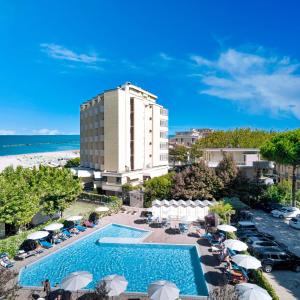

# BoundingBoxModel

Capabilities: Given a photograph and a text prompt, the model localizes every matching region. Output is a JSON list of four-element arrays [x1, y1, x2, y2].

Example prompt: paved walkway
[[15, 208, 223, 300]]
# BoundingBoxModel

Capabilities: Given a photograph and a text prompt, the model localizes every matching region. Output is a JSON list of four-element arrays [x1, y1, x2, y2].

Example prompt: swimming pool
[[19, 224, 208, 297]]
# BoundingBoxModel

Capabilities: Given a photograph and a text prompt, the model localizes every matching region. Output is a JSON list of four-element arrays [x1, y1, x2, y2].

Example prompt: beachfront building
[[77, 82, 169, 195], [202, 148, 274, 181], [169, 128, 213, 147], [275, 164, 300, 191]]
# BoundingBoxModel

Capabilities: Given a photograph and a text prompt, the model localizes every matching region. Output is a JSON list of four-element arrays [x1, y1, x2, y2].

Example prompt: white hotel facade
[[78, 82, 169, 195]]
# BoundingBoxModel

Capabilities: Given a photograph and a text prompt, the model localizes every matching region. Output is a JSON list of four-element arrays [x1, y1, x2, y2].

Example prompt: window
[[116, 177, 122, 184], [102, 176, 107, 182], [270, 254, 279, 259]]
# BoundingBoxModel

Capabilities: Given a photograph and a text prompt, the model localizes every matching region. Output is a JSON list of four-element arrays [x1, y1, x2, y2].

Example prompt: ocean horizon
[[0, 135, 80, 156]]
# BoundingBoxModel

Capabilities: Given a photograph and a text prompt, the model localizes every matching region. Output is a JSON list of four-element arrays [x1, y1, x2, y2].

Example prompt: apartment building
[[275, 164, 300, 191], [78, 82, 169, 195], [169, 128, 213, 147], [202, 148, 274, 180]]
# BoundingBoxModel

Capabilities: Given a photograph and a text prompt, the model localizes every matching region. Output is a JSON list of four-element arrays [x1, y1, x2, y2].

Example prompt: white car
[[289, 215, 300, 229], [271, 207, 300, 219]]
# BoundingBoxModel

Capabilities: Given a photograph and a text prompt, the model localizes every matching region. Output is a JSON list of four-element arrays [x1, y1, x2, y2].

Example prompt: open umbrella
[[27, 231, 49, 240], [232, 255, 262, 270], [61, 271, 93, 291], [217, 224, 237, 232], [44, 223, 63, 231], [66, 216, 83, 222], [101, 274, 128, 296], [235, 283, 272, 300], [95, 206, 110, 213], [224, 239, 248, 251], [148, 280, 180, 300]]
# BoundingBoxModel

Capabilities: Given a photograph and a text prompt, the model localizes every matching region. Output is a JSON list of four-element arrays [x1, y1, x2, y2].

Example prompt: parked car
[[237, 221, 257, 230], [271, 207, 300, 219], [255, 248, 300, 273], [289, 215, 300, 229], [238, 231, 275, 242], [261, 202, 284, 213], [247, 237, 288, 253]]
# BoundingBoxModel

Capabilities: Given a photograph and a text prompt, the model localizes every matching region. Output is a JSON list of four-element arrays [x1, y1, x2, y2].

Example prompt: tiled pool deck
[[16, 208, 223, 300]]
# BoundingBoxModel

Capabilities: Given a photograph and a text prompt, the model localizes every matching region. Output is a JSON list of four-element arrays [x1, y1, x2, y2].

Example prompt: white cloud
[[34, 128, 60, 135], [159, 52, 173, 61], [191, 48, 300, 119], [0, 129, 16, 135], [40, 43, 104, 65]]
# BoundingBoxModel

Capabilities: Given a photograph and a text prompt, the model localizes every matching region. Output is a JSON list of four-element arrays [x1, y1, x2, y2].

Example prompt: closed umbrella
[[66, 216, 83, 222], [148, 280, 180, 300], [217, 224, 237, 232], [236, 283, 272, 300], [232, 255, 262, 270], [27, 231, 49, 240], [224, 239, 248, 251], [101, 274, 128, 296], [61, 271, 93, 291], [95, 206, 110, 213], [44, 223, 63, 231]]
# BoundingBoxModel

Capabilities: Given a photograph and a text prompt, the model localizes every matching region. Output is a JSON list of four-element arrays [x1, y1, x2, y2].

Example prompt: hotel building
[[78, 82, 169, 195]]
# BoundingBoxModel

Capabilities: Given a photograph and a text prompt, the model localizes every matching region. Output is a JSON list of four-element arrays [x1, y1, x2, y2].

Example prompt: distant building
[[169, 128, 214, 147], [202, 148, 274, 180], [275, 164, 300, 191], [76, 82, 169, 196]]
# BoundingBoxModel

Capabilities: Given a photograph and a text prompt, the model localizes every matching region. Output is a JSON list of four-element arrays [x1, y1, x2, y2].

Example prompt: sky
[[0, 0, 300, 135]]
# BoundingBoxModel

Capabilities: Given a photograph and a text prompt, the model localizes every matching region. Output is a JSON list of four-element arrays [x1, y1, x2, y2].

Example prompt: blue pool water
[[20, 224, 208, 296]]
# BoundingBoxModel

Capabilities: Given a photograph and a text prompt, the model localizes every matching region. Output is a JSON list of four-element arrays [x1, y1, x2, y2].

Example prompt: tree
[[262, 180, 291, 205], [0, 268, 19, 300], [0, 167, 40, 230], [65, 157, 80, 168], [169, 145, 189, 164], [260, 129, 300, 207], [210, 201, 235, 224], [172, 162, 222, 200], [144, 173, 173, 207]]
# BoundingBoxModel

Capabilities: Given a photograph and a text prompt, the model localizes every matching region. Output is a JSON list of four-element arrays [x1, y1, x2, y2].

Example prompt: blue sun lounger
[[39, 240, 53, 249]]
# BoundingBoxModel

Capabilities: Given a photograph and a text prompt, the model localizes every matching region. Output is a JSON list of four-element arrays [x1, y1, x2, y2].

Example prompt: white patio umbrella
[[232, 255, 262, 270], [101, 274, 128, 296], [217, 224, 237, 232], [27, 231, 49, 240], [66, 216, 83, 222], [235, 283, 272, 300], [44, 223, 63, 231], [61, 271, 93, 291], [224, 239, 248, 251], [95, 206, 110, 213], [148, 280, 180, 300]]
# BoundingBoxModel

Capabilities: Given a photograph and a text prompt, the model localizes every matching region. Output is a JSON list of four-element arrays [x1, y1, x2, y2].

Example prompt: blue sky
[[0, 0, 300, 135]]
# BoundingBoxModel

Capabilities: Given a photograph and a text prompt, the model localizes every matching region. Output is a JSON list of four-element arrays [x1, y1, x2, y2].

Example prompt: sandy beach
[[0, 149, 79, 172]]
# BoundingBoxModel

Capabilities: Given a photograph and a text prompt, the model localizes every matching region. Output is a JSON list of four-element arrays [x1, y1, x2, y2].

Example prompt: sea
[[0, 135, 80, 156]]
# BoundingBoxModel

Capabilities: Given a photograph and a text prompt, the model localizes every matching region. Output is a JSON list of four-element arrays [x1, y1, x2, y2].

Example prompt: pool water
[[19, 224, 208, 296]]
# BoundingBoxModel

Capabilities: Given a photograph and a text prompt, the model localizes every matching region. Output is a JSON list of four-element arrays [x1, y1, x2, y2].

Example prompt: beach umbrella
[[66, 216, 83, 222], [44, 223, 63, 231], [224, 239, 248, 251], [232, 255, 262, 270], [148, 280, 180, 300], [61, 271, 93, 291], [235, 283, 271, 300], [95, 206, 110, 213], [217, 224, 237, 232], [27, 231, 49, 240], [101, 274, 128, 296]]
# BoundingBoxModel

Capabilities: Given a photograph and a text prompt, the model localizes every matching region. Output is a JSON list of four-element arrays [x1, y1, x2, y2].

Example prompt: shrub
[[65, 157, 80, 168]]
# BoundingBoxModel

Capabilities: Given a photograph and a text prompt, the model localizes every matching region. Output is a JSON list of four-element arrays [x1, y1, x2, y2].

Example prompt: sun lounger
[[0, 253, 14, 268], [83, 220, 95, 228], [75, 225, 86, 232], [39, 240, 53, 249], [227, 248, 237, 257], [14, 249, 41, 260]]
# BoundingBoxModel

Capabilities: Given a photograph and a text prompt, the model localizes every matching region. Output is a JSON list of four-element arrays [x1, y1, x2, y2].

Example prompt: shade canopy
[[44, 223, 63, 231], [148, 280, 180, 300], [217, 224, 237, 232], [224, 239, 248, 251], [235, 283, 272, 300], [101, 274, 128, 296], [27, 231, 49, 240], [66, 216, 83, 222], [95, 206, 110, 213], [61, 271, 93, 291], [232, 255, 262, 270]]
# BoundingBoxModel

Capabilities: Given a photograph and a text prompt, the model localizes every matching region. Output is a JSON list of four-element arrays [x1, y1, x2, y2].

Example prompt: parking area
[[251, 210, 300, 299]]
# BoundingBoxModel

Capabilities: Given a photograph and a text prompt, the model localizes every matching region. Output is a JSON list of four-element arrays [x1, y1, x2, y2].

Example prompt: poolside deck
[[16, 207, 223, 300]]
